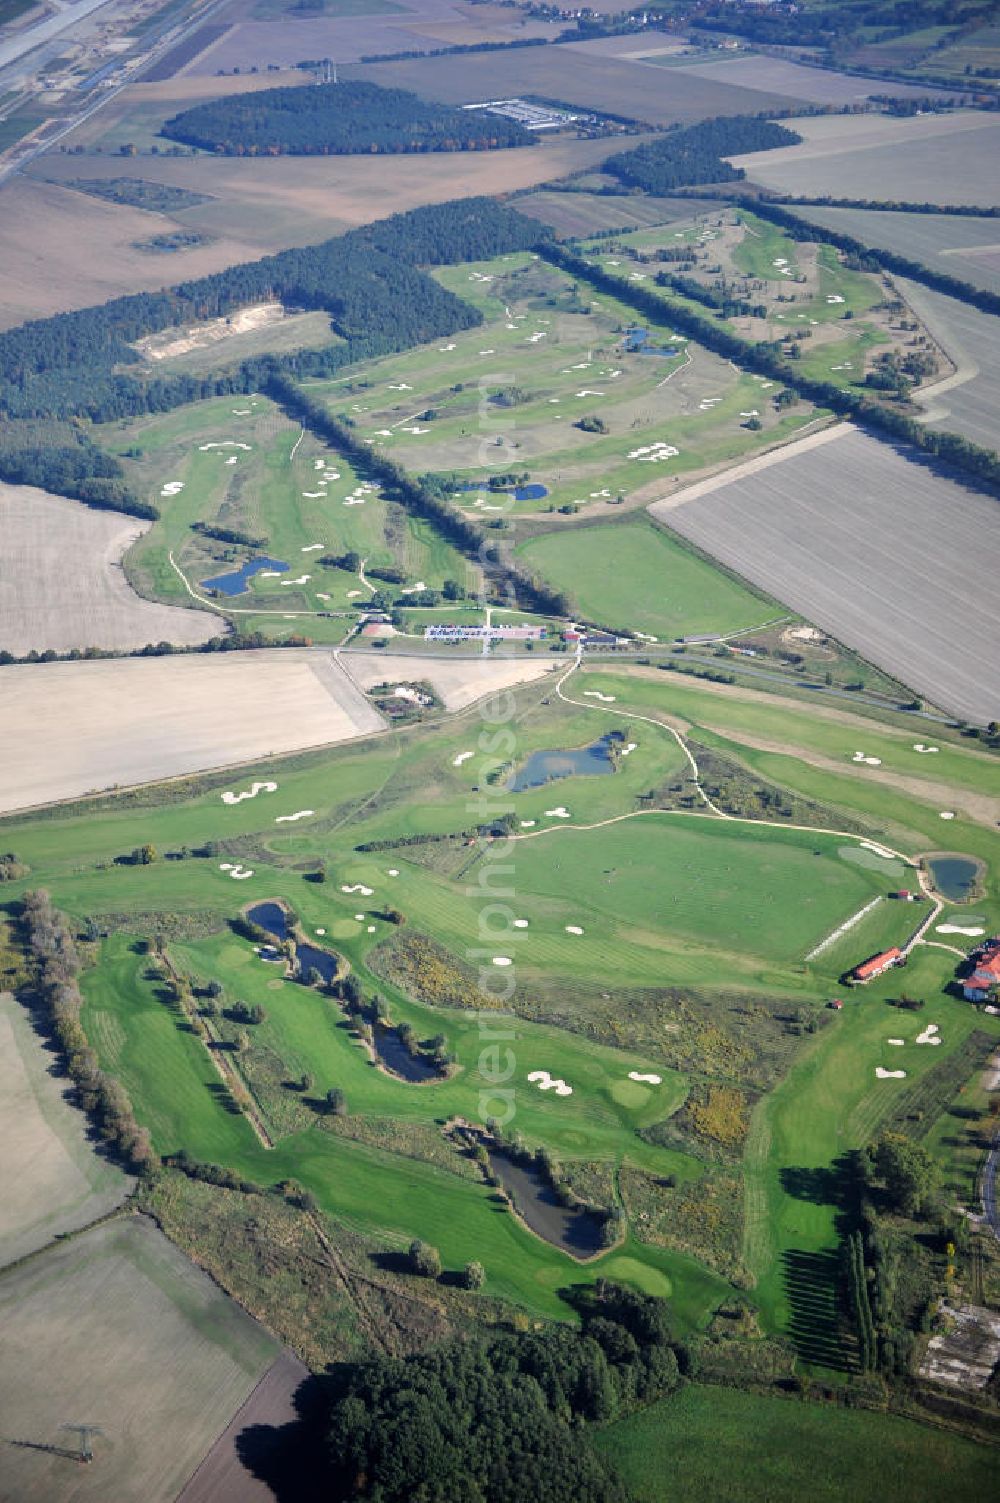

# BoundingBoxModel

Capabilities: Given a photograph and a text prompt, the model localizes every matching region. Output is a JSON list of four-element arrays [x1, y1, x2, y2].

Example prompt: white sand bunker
[[876, 1067, 906, 1079], [367, 925, 376, 933], [628, 441, 679, 463], [301, 543, 323, 553], [233, 408, 251, 415], [584, 691, 616, 703], [222, 780, 277, 804], [281, 575, 311, 586], [388, 868, 399, 877], [315, 927, 325, 935], [628, 1071, 662, 1085], [354, 913, 365, 920], [219, 862, 254, 880], [940, 811, 956, 820], [937, 924, 984, 937], [492, 956, 513, 967], [565, 925, 584, 936], [528, 1070, 572, 1097], [302, 491, 326, 499], [827, 294, 845, 304], [520, 820, 536, 828], [913, 743, 939, 753], [513, 919, 529, 929], [887, 1038, 905, 1046], [916, 1024, 942, 1045], [225, 456, 238, 466], [452, 750, 474, 766], [198, 441, 251, 452], [342, 883, 374, 896], [852, 752, 882, 766], [621, 742, 637, 757], [275, 810, 314, 823], [545, 807, 570, 818], [160, 481, 185, 497]]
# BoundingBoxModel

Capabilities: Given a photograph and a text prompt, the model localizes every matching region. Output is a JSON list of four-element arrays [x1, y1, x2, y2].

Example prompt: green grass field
[[516, 520, 772, 639], [6, 652, 998, 1348], [595, 1385, 999, 1503]]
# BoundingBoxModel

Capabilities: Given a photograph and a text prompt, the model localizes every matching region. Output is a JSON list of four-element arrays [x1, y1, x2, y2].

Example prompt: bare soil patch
[[0, 649, 386, 814], [0, 1216, 279, 1503], [0, 484, 219, 653], [342, 648, 557, 710], [0, 992, 132, 1269], [651, 426, 1000, 724]]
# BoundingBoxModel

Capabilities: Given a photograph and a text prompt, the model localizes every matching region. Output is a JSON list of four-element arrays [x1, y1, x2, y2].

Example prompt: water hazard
[[201, 556, 289, 596], [507, 734, 618, 793], [624, 327, 680, 358], [488, 1150, 607, 1259], [926, 855, 982, 904]]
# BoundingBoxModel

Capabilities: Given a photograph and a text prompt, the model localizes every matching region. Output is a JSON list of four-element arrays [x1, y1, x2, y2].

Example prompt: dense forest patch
[[603, 115, 802, 195], [160, 80, 537, 157]]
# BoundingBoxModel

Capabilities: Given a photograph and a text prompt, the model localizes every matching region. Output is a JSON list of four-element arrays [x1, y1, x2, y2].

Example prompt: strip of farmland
[[651, 427, 1000, 724]]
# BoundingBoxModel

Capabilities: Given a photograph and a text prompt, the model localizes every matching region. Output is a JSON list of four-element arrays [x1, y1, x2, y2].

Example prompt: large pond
[[201, 556, 289, 596], [454, 481, 548, 501], [926, 855, 983, 904], [624, 327, 680, 358], [507, 734, 617, 793], [488, 1150, 606, 1259]]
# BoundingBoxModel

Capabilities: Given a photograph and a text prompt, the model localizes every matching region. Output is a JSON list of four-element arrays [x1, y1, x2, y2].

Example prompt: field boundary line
[[647, 421, 853, 516]]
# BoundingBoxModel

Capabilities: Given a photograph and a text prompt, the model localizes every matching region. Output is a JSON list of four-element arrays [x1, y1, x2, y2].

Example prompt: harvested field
[[342, 649, 557, 710], [654, 53, 962, 106], [0, 484, 219, 654], [0, 991, 132, 1269], [517, 189, 721, 237], [651, 426, 1000, 724], [0, 649, 386, 814], [348, 44, 807, 124], [894, 277, 1000, 450], [175, 1350, 312, 1503], [786, 205, 1000, 297], [0, 178, 267, 330], [0, 1216, 279, 1503], [729, 111, 1000, 208]]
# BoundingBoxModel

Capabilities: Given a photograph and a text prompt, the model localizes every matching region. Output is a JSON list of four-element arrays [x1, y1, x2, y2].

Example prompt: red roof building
[[964, 939, 1000, 1001], [853, 947, 902, 983]]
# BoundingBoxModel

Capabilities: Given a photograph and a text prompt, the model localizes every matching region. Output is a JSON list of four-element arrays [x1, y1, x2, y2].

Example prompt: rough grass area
[[595, 1385, 999, 1503], [517, 520, 770, 639]]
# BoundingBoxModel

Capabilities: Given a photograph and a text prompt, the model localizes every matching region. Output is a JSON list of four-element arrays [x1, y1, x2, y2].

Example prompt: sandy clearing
[[653, 426, 1000, 724], [0, 484, 219, 653], [0, 1216, 279, 1503], [0, 649, 385, 815], [695, 722, 1000, 830], [341, 651, 556, 711], [0, 993, 132, 1270]]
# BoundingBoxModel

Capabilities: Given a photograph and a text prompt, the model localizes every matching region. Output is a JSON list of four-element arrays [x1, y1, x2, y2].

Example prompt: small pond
[[247, 901, 338, 984], [454, 481, 548, 501], [201, 556, 289, 596], [488, 1150, 607, 1259], [373, 1024, 441, 1083], [624, 327, 679, 358], [926, 854, 983, 904], [507, 734, 617, 793], [513, 483, 548, 500]]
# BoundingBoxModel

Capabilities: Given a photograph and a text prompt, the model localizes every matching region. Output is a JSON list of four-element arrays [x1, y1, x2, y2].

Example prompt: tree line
[[0, 430, 151, 517], [603, 115, 802, 196], [20, 890, 158, 1171], [266, 374, 573, 617], [0, 197, 545, 430], [161, 80, 536, 158], [326, 1281, 689, 1501], [541, 242, 1000, 498]]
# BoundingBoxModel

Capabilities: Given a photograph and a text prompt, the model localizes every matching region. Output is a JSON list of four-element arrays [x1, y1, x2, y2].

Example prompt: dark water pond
[[201, 556, 288, 596], [926, 855, 982, 904], [507, 734, 617, 793], [513, 483, 548, 500], [488, 1150, 606, 1259], [247, 901, 338, 984], [624, 326, 680, 358], [373, 1025, 441, 1083]]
